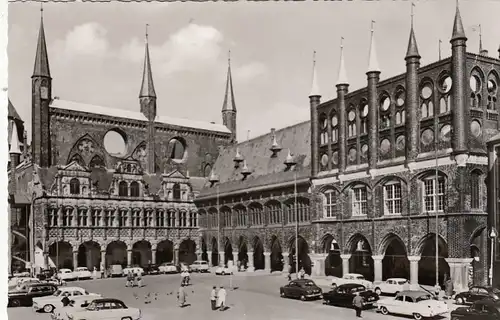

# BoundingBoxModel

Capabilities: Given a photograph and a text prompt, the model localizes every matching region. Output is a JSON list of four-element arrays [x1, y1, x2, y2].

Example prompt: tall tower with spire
[[139, 25, 157, 173], [222, 51, 237, 143], [309, 51, 321, 178], [32, 6, 52, 168], [336, 39, 349, 180]]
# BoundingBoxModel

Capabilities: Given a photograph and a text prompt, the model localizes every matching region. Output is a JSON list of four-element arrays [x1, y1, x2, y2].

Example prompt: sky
[[7, 0, 500, 143]]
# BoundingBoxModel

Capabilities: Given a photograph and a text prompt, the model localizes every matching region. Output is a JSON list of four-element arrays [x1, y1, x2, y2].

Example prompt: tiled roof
[[50, 99, 231, 134], [189, 176, 207, 193], [8, 99, 22, 122], [198, 120, 311, 198]]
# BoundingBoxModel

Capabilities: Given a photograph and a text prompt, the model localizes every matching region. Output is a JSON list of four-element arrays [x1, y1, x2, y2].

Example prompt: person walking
[[136, 271, 143, 288], [125, 271, 133, 287], [210, 286, 217, 310], [177, 283, 187, 307], [217, 286, 227, 311], [352, 292, 364, 318]]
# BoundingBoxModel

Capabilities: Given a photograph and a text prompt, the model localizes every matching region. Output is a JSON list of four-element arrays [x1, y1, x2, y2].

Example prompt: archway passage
[[224, 238, 234, 266], [470, 227, 486, 287], [156, 240, 174, 264], [201, 238, 208, 262], [418, 234, 450, 287], [179, 239, 197, 265], [322, 235, 342, 277], [106, 241, 127, 268], [289, 236, 312, 275], [253, 237, 265, 270], [48, 241, 73, 270], [77, 241, 101, 270], [211, 237, 219, 267], [348, 235, 374, 281], [132, 240, 152, 267], [382, 236, 409, 280], [238, 237, 248, 269], [270, 237, 283, 272]]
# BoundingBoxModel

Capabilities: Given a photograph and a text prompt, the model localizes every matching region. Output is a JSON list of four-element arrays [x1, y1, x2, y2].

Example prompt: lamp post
[[434, 104, 440, 290], [294, 169, 299, 278], [490, 228, 497, 286]]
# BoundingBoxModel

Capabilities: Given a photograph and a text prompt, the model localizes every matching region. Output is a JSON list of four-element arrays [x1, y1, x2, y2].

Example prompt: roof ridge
[[235, 120, 310, 147]]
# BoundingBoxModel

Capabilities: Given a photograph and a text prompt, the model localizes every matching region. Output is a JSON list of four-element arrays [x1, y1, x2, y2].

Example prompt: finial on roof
[[309, 51, 320, 97], [336, 37, 349, 86], [222, 50, 236, 112], [451, 0, 466, 41], [270, 128, 282, 156], [405, 3, 420, 60], [241, 160, 251, 178], [9, 122, 21, 155], [32, 4, 51, 78], [284, 149, 296, 167], [208, 170, 219, 184], [139, 24, 156, 98], [367, 20, 381, 73], [233, 147, 244, 167]]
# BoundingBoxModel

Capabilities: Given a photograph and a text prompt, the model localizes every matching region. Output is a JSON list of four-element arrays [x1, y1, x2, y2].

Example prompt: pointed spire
[[9, 122, 21, 155], [336, 37, 349, 86], [32, 5, 51, 78], [451, 0, 466, 41], [367, 20, 381, 73], [479, 24, 483, 52], [405, 2, 420, 59], [139, 24, 157, 98], [222, 50, 236, 112], [309, 51, 320, 97]]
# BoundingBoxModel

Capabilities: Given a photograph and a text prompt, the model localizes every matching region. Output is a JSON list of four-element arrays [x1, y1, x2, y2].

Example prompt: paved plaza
[[8, 272, 454, 320]]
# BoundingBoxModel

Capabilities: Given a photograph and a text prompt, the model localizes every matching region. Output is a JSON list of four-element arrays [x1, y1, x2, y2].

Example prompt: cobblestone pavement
[[8, 272, 454, 320]]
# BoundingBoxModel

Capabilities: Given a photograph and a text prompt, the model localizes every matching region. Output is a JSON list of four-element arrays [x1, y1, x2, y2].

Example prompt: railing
[[47, 226, 198, 240]]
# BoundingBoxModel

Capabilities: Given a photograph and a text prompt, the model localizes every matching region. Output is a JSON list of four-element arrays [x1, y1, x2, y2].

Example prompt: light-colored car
[[32, 286, 101, 313], [51, 297, 92, 320], [65, 298, 141, 320], [190, 260, 209, 273], [57, 269, 77, 281], [331, 273, 373, 289], [107, 265, 123, 278], [377, 290, 448, 320], [373, 278, 410, 295], [10, 277, 40, 290], [215, 266, 233, 276], [73, 267, 92, 280], [122, 266, 144, 276], [158, 262, 178, 274]]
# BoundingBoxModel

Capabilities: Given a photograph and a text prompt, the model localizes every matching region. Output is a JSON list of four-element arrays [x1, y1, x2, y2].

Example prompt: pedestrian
[[126, 271, 133, 287], [133, 272, 138, 287], [137, 272, 143, 287], [177, 283, 187, 307], [352, 292, 364, 318], [210, 286, 217, 310], [299, 267, 305, 279], [92, 267, 97, 280], [287, 273, 292, 281], [217, 286, 227, 311]]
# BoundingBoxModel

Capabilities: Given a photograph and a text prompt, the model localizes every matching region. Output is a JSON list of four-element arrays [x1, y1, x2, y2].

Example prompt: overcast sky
[[8, 0, 500, 143]]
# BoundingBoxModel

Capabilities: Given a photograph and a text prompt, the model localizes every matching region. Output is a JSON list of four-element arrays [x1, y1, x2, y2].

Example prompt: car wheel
[[455, 297, 464, 305], [280, 291, 286, 298], [413, 313, 423, 320], [121, 317, 132, 320], [374, 288, 382, 295], [221, 271, 225, 275], [380, 307, 389, 315], [300, 294, 306, 301], [43, 304, 54, 313], [10, 299, 21, 307]]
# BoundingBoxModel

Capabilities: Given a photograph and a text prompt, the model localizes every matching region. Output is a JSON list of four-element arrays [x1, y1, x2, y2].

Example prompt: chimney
[[271, 128, 276, 136]]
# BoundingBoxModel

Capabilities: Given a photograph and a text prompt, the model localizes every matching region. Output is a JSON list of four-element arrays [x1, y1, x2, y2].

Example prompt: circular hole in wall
[[104, 130, 127, 156]]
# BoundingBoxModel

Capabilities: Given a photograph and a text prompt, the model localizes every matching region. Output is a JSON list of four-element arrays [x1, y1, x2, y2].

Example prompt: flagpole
[[439, 40, 442, 60]]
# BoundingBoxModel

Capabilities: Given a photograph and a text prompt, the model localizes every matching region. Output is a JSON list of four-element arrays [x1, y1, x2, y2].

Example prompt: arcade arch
[[237, 236, 248, 269], [416, 233, 449, 287], [156, 240, 174, 265], [224, 237, 234, 266], [270, 236, 283, 272], [106, 241, 127, 267], [289, 236, 311, 275], [321, 234, 342, 277], [252, 236, 265, 270], [132, 240, 152, 267], [179, 239, 197, 265], [211, 237, 219, 267], [48, 241, 73, 270], [379, 233, 409, 280], [77, 241, 101, 270], [346, 234, 374, 281]]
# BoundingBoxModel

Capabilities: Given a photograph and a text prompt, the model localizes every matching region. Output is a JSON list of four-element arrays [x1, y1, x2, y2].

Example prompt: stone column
[[264, 252, 271, 272], [196, 250, 202, 261], [372, 255, 384, 282], [282, 252, 290, 274], [408, 256, 421, 287], [151, 245, 157, 265], [446, 258, 473, 294], [174, 246, 180, 265], [247, 251, 255, 272], [127, 249, 132, 267], [72, 250, 78, 269], [310, 253, 327, 277], [340, 254, 351, 276], [207, 251, 212, 266], [100, 250, 106, 271], [43, 251, 49, 270], [219, 251, 225, 267]]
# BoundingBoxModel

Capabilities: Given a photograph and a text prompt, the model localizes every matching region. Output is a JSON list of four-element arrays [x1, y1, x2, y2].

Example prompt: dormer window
[[269, 128, 282, 157], [173, 183, 181, 200], [284, 149, 296, 170], [241, 160, 251, 179], [233, 148, 244, 168], [118, 181, 128, 197], [70, 178, 80, 195]]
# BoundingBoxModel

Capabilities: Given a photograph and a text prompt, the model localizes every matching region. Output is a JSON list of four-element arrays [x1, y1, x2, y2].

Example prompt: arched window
[[118, 181, 128, 196], [383, 181, 402, 215], [322, 189, 337, 218], [267, 201, 281, 225], [130, 181, 140, 197], [351, 185, 368, 216], [173, 183, 181, 200], [319, 113, 328, 145], [204, 164, 212, 178], [331, 114, 338, 142], [359, 101, 368, 135], [70, 178, 80, 195], [471, 170, 481, 209]]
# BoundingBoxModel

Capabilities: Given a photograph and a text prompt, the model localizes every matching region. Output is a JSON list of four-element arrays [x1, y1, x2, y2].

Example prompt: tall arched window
[[130, 181, 140, 197], [70, 178, 80, 195], [422, 175, 446, 212], [331, 114, 338, 142], [118, 181, 128, 196], [267, 201, 281, 225], [173, 183, 181, 200], [323, 189, 337, 218], [471, 170, 481, 209], [319, 113, 328, 145]]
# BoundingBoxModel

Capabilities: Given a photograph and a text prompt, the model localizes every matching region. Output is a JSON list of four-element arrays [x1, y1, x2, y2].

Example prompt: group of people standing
[[210, 286, 227, 311], [125, 271, 143, 287]]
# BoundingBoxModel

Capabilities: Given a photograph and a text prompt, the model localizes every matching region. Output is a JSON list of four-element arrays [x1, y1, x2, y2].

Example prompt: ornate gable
[[164, 169, 187, 180], [115, 157, 143, 174], [61, 160, 88, 172]]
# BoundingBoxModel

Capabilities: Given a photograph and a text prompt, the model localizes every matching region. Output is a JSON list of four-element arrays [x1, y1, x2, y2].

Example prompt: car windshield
[[493, 288, 500, 294], [416, 295, 432, 302], [53, 290, 62, 296], [302, 281, 315, 287], [352, 286, 366, 293], [356, 276, 365, 280], [84, 290, 89, 295], [86, 302, 96, 311]]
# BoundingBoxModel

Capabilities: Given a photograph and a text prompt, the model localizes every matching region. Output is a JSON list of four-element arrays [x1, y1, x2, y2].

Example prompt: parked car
[[323, 284, 379, 308], [72, 267, 92, 280], [13, 271, 31, 278], [190, 260, 210, 273], [122, 266, 144, 276], [65, 298, 142, 320], [37, 269, 55, 281], [451, 299, 500, 320], [143, 264, 160, 275], [107, 265, 123, 278], [10, 277, 41, 290], [57, 269, 77, 282], [32, 286, 101, 313], [215, 266, 233, 275], [8, 283, 58, 307], [51, 297, 93, 320], [373, 278, 410, 296], [12, 280, 43, 292], [377, 290, 448, 320], [280, 279, 323, 301], [158, 262, 178, 274], [455, 286, 500, 305], [331, 273, 373, 289]]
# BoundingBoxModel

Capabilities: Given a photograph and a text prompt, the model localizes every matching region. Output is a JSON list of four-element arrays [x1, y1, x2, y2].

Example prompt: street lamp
[[490, 227, 497, 286], [208, 171, 220, 267], [285, 150, 297, 277]]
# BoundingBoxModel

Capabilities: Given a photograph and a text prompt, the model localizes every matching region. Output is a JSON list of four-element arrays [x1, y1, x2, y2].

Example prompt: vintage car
[[73, 267, 92, 280], [323, 283, 379, 308], [122, 266, 144, 276], [451, 299, 500, 320], [143, 264, 160, 275], [10, 277, 41, 291], [377, 290, 448, 320], [107, 264, 123, 278], [373, 278, 410, 296], [215, 266, 233, 276], [33, 286, 101, 313], [158, 262, 178, 274], [51, 297, 93, 320], [57, 269, 77, 281], [8, 283, 58, 307], [280, 279, 323, 301], [65, 298, 142, 320], [455, 286, 500, 305], [331, 273, 373, 289], [190, 260, 210, 273]]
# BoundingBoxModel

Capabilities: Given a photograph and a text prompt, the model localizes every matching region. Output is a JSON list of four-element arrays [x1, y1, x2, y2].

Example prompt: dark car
[[8, 283, 58, 307], [323, 283, 379, 308], [143, 264, 160, 275], [455, 286, 500, 305], [37, 269, 55, 281], [451, 299, 500, 320], [279, 279, 323, 301]]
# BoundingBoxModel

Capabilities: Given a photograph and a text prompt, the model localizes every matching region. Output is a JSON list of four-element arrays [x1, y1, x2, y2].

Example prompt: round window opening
[[361, 144, 368, 158], [470, 75, 481, 93], [440, 125, 451, 142], [396, 135, 405, 151], [348, 110, 356, 122], [332, 151, 339, 165], [471, 120, 482, 138], [396, 92, 405, 107], [321, 154, 329, 167], [348, 148, 357, 162], [421, 84, 433, 100], [380, 139, 391, 154], [440, 76, 452, 94], [488, 80, 497, 95], [331, 116, 338, 127], [381, 97, 391, 112], [421, 129, 434, 146], [361, 104, 368, 118], [104, 130, 127, 156], [169, 138, 186, 162]]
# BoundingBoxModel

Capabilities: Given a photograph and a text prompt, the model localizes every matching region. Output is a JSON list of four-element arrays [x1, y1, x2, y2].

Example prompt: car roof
[[396, 290, 432, 298], [339, 283, 366, 289], [91, 298, 124, 304], [292, 279, 316, 284], [31, 283, 56, 287], [387, 278, 407, 281], [346, 273, 363, 277], [60, 287, 85, 291]]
